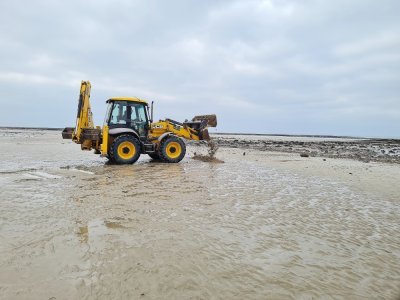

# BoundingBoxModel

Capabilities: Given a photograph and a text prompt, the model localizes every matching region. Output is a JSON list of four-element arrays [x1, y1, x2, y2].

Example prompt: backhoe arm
[[73, 81, 94, 142]]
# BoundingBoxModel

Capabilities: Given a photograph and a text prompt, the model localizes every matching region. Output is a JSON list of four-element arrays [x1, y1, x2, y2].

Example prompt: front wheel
[[159, 136, 186, 163], [110, 135, 141, 164]]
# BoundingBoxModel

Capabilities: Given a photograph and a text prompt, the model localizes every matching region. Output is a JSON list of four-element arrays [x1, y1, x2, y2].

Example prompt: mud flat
[[0, 128, 400, 299], [190, 134, 400, 164]]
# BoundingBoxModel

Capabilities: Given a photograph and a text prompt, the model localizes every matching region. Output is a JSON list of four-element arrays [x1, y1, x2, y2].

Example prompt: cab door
[[129, 102, 149, 138]]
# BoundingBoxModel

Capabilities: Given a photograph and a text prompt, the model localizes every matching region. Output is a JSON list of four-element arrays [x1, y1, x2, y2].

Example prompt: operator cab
[[104, 97, 151, 138]]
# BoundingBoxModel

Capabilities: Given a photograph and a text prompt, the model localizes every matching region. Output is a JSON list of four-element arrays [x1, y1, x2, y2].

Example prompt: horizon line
[[1, 126, 399, 141]]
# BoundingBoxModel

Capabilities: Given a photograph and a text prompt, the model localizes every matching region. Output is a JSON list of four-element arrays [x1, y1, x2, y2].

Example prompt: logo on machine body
[[152, 124, 164, 129]]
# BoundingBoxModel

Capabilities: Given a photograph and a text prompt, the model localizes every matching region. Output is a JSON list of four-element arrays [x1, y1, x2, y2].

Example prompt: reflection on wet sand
[[1, 129, 400, 299]]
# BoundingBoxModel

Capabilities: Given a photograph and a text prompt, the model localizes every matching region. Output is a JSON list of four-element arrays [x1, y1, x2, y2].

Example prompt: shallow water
[[0, 129, 399, 299]]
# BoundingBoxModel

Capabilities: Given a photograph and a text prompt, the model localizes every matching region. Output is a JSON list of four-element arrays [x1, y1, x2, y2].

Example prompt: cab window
[[109, 102, 127, 125], [137, 105, 147, 122]]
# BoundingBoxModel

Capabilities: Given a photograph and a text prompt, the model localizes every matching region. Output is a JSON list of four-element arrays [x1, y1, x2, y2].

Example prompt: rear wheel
[[159, 136, 186, 163], [110, 135, 141, 164]]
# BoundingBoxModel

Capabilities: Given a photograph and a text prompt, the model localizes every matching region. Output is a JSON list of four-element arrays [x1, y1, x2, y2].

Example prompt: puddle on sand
[[104, 221, 125, 229], [192, 154, 224, 163], [76, 219, 126, 243]]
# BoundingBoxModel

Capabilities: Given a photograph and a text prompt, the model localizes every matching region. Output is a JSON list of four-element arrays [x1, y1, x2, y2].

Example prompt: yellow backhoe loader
[[62, 81, 217, 164]]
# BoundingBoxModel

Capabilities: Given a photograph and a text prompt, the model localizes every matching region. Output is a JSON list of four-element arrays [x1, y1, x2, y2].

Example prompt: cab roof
[[107, 97, 148, 105]]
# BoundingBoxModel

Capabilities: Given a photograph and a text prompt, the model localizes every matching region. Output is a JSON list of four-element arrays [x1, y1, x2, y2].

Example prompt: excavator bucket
[[62, 127, 74, 139], [192, 114, 217, 127], [182, 114, 217, 141]]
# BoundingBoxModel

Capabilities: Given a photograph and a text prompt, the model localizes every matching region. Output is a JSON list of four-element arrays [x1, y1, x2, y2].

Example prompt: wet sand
[[200, 134, 400, 164], [0, 129, 399, 299]]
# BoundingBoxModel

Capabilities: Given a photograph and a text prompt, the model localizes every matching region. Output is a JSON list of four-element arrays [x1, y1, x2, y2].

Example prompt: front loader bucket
[[193, 114, 217, 141], [192, 114, 217, 127], [183, 114, 217, 140], [200, 129, 211, 141]]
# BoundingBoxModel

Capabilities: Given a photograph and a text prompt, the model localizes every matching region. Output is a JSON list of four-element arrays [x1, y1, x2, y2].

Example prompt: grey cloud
[[0, 0, 399, 137]]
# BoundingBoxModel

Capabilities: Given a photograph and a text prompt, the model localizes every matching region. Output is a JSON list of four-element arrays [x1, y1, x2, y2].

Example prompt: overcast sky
[[0, 0, 399, 137]]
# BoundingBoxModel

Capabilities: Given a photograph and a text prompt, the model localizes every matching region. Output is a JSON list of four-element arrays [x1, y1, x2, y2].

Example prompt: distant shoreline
[[211, 132, 367, 140], [0, 126, 63, 131], [0, 126, 398, 141]]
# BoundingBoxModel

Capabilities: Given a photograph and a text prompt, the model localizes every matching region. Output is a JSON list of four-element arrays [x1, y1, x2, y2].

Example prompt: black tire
[[159, 136, 186, 163], [110, 135, 141, 164], [107, 145, 115, 163], [148, 152, 161, 160]]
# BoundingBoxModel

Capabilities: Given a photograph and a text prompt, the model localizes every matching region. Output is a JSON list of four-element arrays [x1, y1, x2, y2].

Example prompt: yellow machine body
[[62, 81, 217, 164]]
